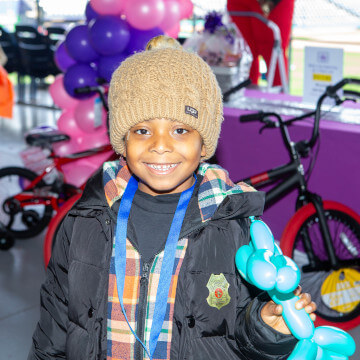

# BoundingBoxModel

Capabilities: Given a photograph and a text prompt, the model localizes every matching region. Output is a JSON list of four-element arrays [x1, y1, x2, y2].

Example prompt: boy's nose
[[149, 134, 173, 154]]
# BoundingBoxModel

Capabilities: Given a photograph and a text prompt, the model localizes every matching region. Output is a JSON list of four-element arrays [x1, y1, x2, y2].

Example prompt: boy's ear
[[201, 144, 206, 158]]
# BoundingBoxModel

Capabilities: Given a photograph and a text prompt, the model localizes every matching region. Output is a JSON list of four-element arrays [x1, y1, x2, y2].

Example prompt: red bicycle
[[0, 85, 115, 250], [236, 78, 360, 330]]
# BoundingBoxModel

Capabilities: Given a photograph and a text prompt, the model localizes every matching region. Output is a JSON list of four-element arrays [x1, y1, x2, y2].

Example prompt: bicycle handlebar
[[239, 111, 266, 123], [239, 78, 360, 155], [308, 78, 360, 149], [326, 77, 360, 95], [74, 83, 109, 112]]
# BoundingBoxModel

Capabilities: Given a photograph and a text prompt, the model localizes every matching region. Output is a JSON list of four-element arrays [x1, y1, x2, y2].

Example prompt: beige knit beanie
[[108, 35, 223, 160]]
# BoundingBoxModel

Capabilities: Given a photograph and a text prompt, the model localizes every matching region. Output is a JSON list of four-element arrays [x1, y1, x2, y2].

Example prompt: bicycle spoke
[[293, 209, 360, 324], [0, 168, 53, 238]]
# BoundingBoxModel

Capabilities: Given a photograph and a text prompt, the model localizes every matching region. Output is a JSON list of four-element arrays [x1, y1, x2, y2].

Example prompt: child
[[28, 36, 316, 360]]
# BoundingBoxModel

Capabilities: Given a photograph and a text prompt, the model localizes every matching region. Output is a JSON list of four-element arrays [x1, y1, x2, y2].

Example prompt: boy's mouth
[[145, 163, 179, 173]]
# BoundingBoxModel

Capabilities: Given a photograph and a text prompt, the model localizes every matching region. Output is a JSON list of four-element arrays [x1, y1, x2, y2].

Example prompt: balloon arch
[[49, 0, 194, 186]]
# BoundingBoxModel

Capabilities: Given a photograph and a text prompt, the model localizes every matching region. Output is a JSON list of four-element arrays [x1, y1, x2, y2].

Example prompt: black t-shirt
[[112, 189, 181, 262]]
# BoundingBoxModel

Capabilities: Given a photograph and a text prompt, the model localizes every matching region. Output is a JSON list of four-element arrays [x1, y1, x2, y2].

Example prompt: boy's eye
[[134, 129, 150, 135], [174, 128, 188, 135]]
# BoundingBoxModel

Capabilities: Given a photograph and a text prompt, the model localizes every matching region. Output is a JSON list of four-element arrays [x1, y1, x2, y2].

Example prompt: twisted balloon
[[235, 217, 356, 360]]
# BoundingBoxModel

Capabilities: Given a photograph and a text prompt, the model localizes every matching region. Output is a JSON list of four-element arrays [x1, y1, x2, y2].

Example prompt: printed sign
[[303, 46, 344, 104], [321, 268, 360, 313]]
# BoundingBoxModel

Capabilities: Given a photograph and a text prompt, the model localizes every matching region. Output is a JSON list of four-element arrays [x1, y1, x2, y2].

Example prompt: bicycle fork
[[297, 193, 339, 272]]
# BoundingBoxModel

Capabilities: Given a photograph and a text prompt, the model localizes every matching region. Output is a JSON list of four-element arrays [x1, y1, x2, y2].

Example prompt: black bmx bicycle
[[236, 78, 360, 330]]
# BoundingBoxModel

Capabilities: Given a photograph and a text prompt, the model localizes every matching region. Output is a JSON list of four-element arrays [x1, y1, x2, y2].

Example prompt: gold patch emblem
[[206, 273, 231, 310]]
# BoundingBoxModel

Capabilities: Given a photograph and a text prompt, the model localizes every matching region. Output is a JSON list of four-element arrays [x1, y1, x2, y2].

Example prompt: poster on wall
[[303, 46, 344, 104]]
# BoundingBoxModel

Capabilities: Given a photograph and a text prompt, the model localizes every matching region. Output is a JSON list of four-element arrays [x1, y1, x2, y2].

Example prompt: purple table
[[217, 90, 360, 239]]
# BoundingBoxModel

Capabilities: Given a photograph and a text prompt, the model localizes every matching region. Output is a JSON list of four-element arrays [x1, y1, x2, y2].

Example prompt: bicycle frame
[[242, 160, 304, 209], [10, 144, 113, 212], [237, 78, 360, 272], [241, 157, 357, 271]]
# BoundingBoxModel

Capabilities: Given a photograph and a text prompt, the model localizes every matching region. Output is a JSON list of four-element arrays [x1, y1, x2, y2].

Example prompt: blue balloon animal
[[235, 217, 356, 360]]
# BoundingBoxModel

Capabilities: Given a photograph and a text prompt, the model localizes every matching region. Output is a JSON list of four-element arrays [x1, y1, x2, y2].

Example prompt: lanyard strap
[[115, 175, 196, 359]]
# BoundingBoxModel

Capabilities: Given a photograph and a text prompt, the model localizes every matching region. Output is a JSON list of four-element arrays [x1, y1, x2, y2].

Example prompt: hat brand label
[[185, 105, 198, 119]]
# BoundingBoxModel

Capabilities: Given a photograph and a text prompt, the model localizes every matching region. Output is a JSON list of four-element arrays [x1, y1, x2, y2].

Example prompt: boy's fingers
[[273, 304, 283, 315], [293, 285, 302, 296], [295, 292, 311, 309], [305, 301, 317, 313], [264, 301, 283, 316]]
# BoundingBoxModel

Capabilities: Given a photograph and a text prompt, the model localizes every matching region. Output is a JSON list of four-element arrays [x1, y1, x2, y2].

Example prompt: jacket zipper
[[133, 222, 209, 360], [135, 260, 152, 360]]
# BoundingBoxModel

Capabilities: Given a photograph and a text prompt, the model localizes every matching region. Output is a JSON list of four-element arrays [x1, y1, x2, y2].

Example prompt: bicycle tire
[[280, 201, 360, 330], [43, 193, 82, 267], [0, 167, 53, 238]]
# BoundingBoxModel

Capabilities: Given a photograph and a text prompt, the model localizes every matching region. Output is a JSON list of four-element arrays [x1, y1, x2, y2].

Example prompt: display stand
[[228, 11, 289, 93]]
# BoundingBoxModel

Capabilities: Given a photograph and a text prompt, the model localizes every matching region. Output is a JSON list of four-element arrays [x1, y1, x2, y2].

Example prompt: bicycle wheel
[[43, 193, 82, 267], [0, 167, 53, 238], [280, 201, 360, 330]]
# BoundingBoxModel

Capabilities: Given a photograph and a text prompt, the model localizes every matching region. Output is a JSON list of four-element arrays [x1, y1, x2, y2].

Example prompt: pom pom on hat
[[108, 35, 223, 160]]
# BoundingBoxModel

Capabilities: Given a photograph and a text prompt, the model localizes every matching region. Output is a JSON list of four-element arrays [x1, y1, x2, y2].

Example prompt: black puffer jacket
[[28, 166, 296, 360]]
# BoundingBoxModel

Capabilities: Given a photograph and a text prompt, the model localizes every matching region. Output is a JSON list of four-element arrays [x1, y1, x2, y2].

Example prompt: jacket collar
[[102, 159, 264, 222]]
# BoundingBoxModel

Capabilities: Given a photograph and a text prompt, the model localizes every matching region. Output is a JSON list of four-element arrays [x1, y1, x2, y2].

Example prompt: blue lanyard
[[115, 175, 196, 359]]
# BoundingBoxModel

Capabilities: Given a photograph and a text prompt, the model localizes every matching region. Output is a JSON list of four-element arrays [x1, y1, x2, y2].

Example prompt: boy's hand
[[260, 286, 317, 335]]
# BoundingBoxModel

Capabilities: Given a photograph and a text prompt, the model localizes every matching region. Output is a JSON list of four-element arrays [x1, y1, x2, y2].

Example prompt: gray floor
[[0, 86, 59, 359], [0, 85, 359, 359]]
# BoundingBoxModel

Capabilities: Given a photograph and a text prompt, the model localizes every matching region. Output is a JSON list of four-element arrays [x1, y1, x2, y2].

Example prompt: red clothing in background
[[0, 65, 14, 118], [227, 0, 295, 86]]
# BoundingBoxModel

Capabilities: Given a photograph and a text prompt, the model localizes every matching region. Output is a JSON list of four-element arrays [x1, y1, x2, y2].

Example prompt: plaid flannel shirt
[[103, 160, 252, 359]]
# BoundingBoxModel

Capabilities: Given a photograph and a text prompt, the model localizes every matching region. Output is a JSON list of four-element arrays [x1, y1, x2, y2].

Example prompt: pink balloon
[[80, 149, 114, 169], [76, 129, 113, 171], [53, 137, 80, 157], [179, 0, 193, 19], [165, 21, 181, 38], [49, 74, 79, 110], [57, 109, 86, 138], [90, 0, 124, 15], [73, 96, 107, 134], [159, 0, 180, 31], [124, 0, 165, 30], [62, 159, 98, 187], [77, 129, 110, 151]]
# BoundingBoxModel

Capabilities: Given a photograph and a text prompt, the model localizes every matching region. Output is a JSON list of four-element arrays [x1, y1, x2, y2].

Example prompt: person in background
[[227, 0, 295, 87], [28, 35, 315, 360], [0, 45, 14, 119]]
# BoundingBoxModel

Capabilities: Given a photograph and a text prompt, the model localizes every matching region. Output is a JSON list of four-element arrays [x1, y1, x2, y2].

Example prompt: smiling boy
[[29, 36, 315, 360], [124, 118, 205, 195]]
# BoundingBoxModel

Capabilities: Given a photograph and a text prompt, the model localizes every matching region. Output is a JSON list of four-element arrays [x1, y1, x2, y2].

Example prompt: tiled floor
[[0, 84, 360, 359]]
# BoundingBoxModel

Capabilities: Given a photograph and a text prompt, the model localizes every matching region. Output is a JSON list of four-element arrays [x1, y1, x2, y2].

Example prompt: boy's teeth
[[147, 163, 177, 171]]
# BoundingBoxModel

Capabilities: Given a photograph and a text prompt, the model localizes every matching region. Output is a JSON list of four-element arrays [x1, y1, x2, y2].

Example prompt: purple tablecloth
[[217, 90, 360, 239]]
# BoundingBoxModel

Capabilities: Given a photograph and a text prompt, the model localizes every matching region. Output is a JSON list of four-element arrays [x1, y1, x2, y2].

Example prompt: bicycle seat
[[25, 131, 70, 148]]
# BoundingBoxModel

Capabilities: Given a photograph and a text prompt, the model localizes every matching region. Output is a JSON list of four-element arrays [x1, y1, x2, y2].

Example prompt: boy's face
[[124, 118, 206, 196]]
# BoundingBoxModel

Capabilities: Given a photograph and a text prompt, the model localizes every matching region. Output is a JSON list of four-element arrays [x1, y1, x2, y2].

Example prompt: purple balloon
[[90, 59, 99, 72], [65, 25, 99, 63], [85, 2, 99, 23], [98, 53, 128, 83], [63, 63, 98, 99], [88, 16, 130, 56], [54, 41, 77, 72], [126, 26, 164, 55]]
